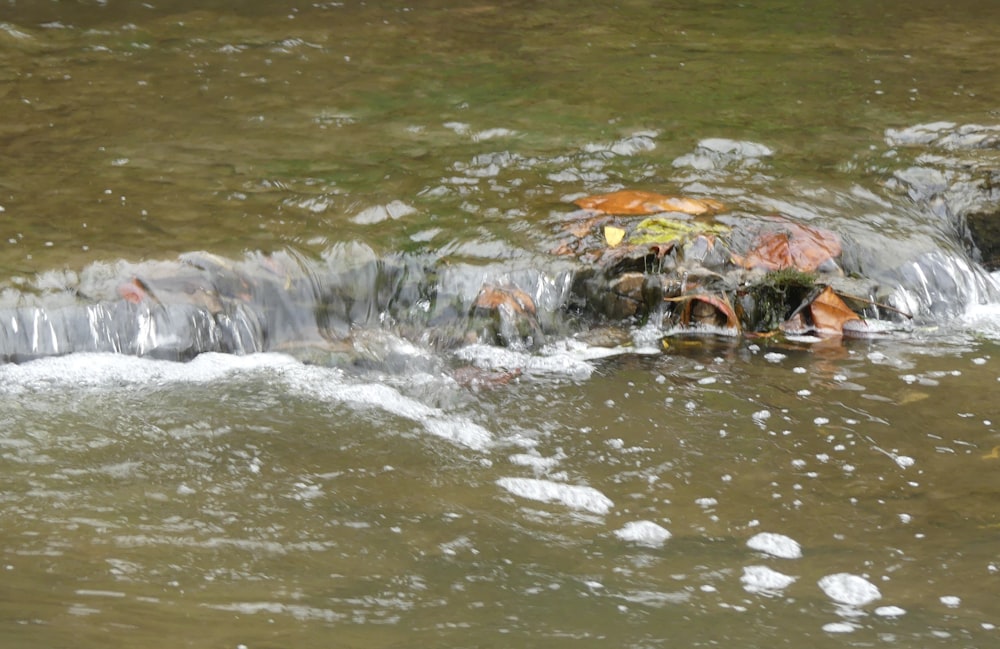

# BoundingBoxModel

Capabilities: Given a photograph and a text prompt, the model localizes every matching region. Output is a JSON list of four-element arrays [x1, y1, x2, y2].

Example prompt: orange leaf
[[574, 190, 724, 216], [809, 286, 860, 334], [740, 222, 842, 272], [118, 279, 147, 304]]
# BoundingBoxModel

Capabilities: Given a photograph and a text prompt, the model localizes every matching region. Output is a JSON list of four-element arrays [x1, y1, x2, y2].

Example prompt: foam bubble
[[1, 352, 494, 450], [822, 622, 856, 633], [741, 565, 797, 595], [875, 605, 906, 617], [818, 573, 881, 606], [614, 520, 671, 547], [747, 532, 802, 559], [939, 595, 961, 608], [0, 351, 299, 393], [496, 477, 613, 515]]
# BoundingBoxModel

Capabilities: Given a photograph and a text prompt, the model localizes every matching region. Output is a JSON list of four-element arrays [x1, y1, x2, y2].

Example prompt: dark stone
[[966, 208, 1000, 270]]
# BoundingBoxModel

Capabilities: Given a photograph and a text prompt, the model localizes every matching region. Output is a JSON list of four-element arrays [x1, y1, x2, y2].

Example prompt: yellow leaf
[[604, 225, 626, 247]]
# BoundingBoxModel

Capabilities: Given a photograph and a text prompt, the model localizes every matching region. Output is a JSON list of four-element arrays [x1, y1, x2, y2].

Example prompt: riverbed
[[2, 2, 999, 647]]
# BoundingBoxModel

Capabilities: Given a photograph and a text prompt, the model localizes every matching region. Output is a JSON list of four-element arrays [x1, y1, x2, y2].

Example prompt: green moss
[[738, 270, 819, 332], [757, 268, 818, 289]]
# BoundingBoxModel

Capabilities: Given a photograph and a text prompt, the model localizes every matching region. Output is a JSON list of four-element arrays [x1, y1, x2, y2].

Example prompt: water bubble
[[747, 532, 802, 559], [818, 573, 881, 606], [875, 606, 906, 617], [614, 520, 671, 547], [741, 565, 797, 595]]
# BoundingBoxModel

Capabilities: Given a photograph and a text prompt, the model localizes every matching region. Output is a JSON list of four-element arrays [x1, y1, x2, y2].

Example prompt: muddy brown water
[[2, 2, 1000, 648]]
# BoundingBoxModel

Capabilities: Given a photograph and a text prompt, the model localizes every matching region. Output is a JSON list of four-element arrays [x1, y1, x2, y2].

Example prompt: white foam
[[960, 303, 1000, 339], [350, 200, 417, 225], [614, 520, 671, 547], [939, 595, 961, 608], [508, 452, 561, 472], [747, 532, 802, 559], [496, 477, 613, 515], [283, 365, 493, 450], [0, 352, 494, 450], [456, 340, 626, 380], [741, 565, 797, 595], [822, 622, 856, 633], [0, 351, 299, 393], [875, 605, 906, 617], [818, 573, 881, 606]]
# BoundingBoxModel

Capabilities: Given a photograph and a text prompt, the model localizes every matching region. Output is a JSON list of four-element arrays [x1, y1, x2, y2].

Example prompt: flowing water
[[2, 1, 1000, 647]]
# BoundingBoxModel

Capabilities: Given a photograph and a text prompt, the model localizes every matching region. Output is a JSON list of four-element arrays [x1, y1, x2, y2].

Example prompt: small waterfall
[[3, 123, 999, 364], [0, 245, 580, 364]]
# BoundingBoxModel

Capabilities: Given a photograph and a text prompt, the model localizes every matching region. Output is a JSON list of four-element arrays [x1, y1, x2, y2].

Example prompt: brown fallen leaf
[[809, 286, 861, 334], [781, 286, 862, 336], [574, 190, 725, 216], [738, 222, 842, 272]]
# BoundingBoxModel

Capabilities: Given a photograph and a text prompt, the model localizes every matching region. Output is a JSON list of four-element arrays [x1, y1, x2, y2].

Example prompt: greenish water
[[1, 1, 1000, 648]]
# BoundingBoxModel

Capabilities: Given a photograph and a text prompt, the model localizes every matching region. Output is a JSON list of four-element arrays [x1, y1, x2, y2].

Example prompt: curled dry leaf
[[739, 222, 842, 272], [809, 286, 861, 334], [574, 190, 725, 216], [781, 286, 861, 335], [667, 293, 740, 330]]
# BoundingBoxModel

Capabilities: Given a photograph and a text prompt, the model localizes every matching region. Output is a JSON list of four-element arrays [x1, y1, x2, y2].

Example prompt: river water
[[2, 1, 1000, 647]]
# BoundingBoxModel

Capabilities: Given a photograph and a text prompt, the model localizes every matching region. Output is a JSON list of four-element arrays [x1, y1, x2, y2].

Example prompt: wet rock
[[967, 206, 1000, 269], [884, 123, 1000, 270], [573, 325, 633, 348]]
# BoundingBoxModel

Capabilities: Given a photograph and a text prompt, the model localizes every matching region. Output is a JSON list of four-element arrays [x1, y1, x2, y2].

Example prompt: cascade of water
[[3, 124, 999, 364]]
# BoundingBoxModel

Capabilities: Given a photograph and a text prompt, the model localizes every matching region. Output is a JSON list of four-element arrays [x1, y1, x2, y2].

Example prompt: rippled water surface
[[2, 1, 1000, 647]]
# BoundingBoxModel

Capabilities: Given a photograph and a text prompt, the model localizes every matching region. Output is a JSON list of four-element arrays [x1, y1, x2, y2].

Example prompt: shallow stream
[[2, 2, 1000, 647]]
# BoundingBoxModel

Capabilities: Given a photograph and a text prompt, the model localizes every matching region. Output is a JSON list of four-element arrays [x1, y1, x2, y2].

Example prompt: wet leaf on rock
[[574, 190, 725, 216], [810, 287, 862, 333], [631, 217, 731, 246], [781, 286, 861, 335], [737, 222, 842, 272]]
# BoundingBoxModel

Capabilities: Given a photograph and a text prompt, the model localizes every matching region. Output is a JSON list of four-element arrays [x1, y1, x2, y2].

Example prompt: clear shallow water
[[1, 340, 999, 648], [2, 1, 1000, 648]]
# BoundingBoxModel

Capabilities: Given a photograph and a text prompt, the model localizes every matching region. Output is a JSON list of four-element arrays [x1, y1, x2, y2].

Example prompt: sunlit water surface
[[2, 1, 1000, 648]]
